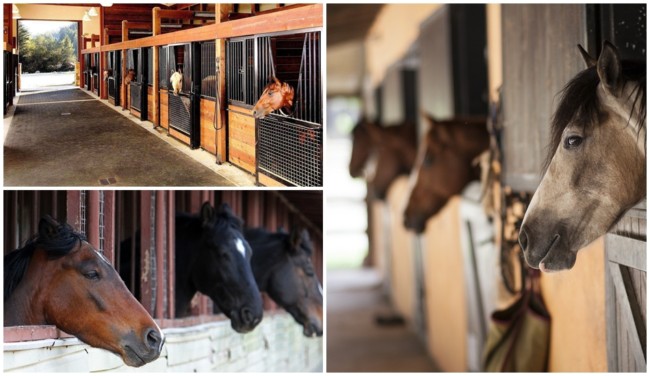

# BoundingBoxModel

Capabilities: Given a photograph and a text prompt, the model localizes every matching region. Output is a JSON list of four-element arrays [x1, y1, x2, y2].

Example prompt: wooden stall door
[[605, 203, 646, 372]]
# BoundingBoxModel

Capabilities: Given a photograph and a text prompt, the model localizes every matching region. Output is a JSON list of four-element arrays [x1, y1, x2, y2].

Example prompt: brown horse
[[404, 115, 489, 233], [348, 117, 374, 178], [103, 68, 112, 82], [252, 77, 295, 119], [123, 69, 135, 86], [519, 42, 646, 272], [4, 216, 163, 367], [353, 120, 418, 200]]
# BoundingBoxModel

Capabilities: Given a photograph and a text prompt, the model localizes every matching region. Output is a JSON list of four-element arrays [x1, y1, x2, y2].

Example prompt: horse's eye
[[564, 135, 583, 149], [423, 153, 434, 167], [84, 270, 100, 280], [268, 91, 274, 96]]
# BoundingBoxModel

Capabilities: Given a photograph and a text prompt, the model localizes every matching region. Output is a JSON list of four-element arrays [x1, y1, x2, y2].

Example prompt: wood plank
[[147, 88, 155, 121], [200, 98, 217, 154], [258, 173, 287, 187], [101, 4, 322, 51], [169, 127, 190, 145], [160, 90, 169, 129], [606, 235, 646, 271], [130, 107, 141, 118]]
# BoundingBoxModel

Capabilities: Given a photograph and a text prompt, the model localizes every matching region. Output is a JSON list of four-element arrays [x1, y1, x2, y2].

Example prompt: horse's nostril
[[145, 328, 162, 350], [241, 307, 254, 325], [518, 227, 529, 251]]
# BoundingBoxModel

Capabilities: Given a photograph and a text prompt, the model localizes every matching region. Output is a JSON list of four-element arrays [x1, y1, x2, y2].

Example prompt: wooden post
[[152, 7, 161, 127], [121, 20, 128, 109], [79, 21, 84, 89], [214, 4, 232, 164], [100, 31, 108, 99], [87, 191, 100, 249]]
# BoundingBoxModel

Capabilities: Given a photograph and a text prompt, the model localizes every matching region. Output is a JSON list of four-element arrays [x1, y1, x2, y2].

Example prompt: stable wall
[[5, 312, 322, 372], [421, 197, 467, 371]]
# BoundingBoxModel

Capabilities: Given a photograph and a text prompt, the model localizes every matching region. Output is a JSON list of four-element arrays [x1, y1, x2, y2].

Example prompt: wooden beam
[[214, 3, 231, 163], [158, 9, 194, 20], [101, 4, 322, 52], [152, 7, 161, 127]]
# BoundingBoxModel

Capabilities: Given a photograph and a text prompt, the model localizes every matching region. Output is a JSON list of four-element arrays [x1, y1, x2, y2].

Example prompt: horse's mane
[[213, 206, 244, 233], [544, 59, 646, 172], [4, 222, 85, 301]]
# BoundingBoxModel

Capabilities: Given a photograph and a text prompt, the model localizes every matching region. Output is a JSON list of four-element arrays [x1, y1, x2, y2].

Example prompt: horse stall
[[3, 50, 18, 113], [82, 53, 91, 91], [226, 30, 323, 186], [106, 50, 121, 106], [3, 190, 323, 372], [92, 52, 100, 96], [127, 48, 149, 121]]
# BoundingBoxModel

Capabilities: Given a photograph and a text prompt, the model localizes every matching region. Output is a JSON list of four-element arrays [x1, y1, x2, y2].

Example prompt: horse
[[170, 70, 183, 96], [175, 202, 264, 333], [4, 216, 164, 368], [103, 68, 112, 82], [252, 77, 295, 119], [404, 115, 489, 233], [518, 41, 646, 272], [123, 69, 135, 86], [355, 120, 418, 200], [348, 117, 374, 178], [245, 226, 323, 337]]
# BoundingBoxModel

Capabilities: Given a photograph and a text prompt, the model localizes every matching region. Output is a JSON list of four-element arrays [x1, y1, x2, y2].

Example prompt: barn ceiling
[[327, 4, 384, 46]]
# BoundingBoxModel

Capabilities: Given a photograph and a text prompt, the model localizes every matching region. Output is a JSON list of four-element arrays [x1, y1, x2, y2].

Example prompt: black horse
[[175, 202, 263, 333], [245, 226, 323, 337], [119, 202, 263, 334]]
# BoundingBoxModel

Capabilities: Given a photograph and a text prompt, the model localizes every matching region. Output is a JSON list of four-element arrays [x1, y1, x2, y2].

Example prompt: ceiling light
[[82, 11, 91, 22], [88, 7, 98, 17], [100, 2, 113, 7], [12, 4, 19, 14]]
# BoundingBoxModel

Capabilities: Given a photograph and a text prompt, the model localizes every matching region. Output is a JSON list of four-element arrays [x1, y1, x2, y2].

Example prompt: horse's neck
[[606, 80, 646, 156], [4, 259, 47, 326], [249, 236, 286, 292]]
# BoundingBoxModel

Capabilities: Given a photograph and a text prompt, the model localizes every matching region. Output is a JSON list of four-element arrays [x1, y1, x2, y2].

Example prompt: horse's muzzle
[[120, 326, 164, 367]]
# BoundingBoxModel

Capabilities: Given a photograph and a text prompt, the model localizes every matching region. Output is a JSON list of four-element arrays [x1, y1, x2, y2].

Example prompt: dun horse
[[245, 226, 323, 337], [252, 77, 295, 119], [4, 216, 164, 367], [519, 42, 646, 272], [349, 120, 418, 200], [175, 202, 264, 332], [404, 115, 489, 233]]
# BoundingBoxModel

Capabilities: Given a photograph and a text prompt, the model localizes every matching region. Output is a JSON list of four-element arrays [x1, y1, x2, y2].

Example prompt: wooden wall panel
[[501, 4, 586, 192], [160, 90, 169, 129], [147, 86, 155, 122], [200, 98, 216, 155], [228, 105, 255, 174]]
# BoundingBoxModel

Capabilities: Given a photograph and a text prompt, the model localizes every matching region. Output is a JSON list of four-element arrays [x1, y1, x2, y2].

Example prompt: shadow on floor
[[327, 268, 438, 372]]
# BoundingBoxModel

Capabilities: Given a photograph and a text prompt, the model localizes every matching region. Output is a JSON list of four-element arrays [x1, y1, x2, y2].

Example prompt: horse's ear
[[597, 40, 622, 95], [577, 44, 597, 68], [289, 226, 308, 252], [201, 202, 215, 224], [39, 215, 61, 239], [273, 76, 281, 85]]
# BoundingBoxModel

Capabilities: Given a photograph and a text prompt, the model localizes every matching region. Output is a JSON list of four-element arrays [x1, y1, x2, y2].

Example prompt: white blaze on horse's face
[[235, 237, 246, 258], [519, 42, 646, 272]]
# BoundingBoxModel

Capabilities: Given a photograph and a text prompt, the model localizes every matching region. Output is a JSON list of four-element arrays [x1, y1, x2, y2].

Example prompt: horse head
[[124, 69, 135, 86], [404, 115, 489, 233], [170, 70, 183, 96], [247, 227, 323, 337], [349, 118, 374, 178], [192, 202, 263, 333], [252, 77, 295, 119], [4, 216, 163, 367], [519, 41, 646, 272], [103, 69, 112, 82]]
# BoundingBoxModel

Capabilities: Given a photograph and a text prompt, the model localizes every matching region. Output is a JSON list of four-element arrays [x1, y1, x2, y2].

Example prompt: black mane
[[4, 222, 85, 301], [544, 60, 646, 172]]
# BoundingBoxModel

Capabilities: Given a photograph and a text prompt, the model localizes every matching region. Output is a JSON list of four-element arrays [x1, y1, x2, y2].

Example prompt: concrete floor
[[4, 88, 255, 187], [327, 268, 438, 372]]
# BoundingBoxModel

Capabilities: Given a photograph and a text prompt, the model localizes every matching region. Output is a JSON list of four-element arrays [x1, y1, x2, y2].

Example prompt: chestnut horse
[[252, 77, 295, 119], [123, 69, 135, 86], [4, 216, 163, 367], [349, 120, 418, 200], [519, 42, 646, 272], [245, 226, 323, 337], [404, 115, 489, 233]]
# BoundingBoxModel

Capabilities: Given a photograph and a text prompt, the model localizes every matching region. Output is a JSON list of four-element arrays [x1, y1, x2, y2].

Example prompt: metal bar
[[167, 191, 175, 319], [140, 191, 153, 316], [155, 191, 165, 319], [103, 191, 115, 266]]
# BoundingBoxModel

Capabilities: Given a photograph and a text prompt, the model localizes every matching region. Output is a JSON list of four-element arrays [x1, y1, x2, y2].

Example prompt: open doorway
[[17, 20, 78, 91]]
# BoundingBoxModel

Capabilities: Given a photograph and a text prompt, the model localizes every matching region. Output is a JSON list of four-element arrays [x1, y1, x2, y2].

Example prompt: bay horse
[[252, 77, 295, 119], [175, 202, 263, 333], [4, 216, 163, 367], [245, 227, 323, 337], [349, 120, 418, 200], [519, 41, 646, 272], [404, 115, 489, 233], [123, 69, 135, 86]]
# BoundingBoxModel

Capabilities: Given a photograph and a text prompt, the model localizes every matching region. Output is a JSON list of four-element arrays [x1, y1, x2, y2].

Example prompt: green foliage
[[18, 23, 78, 73]]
